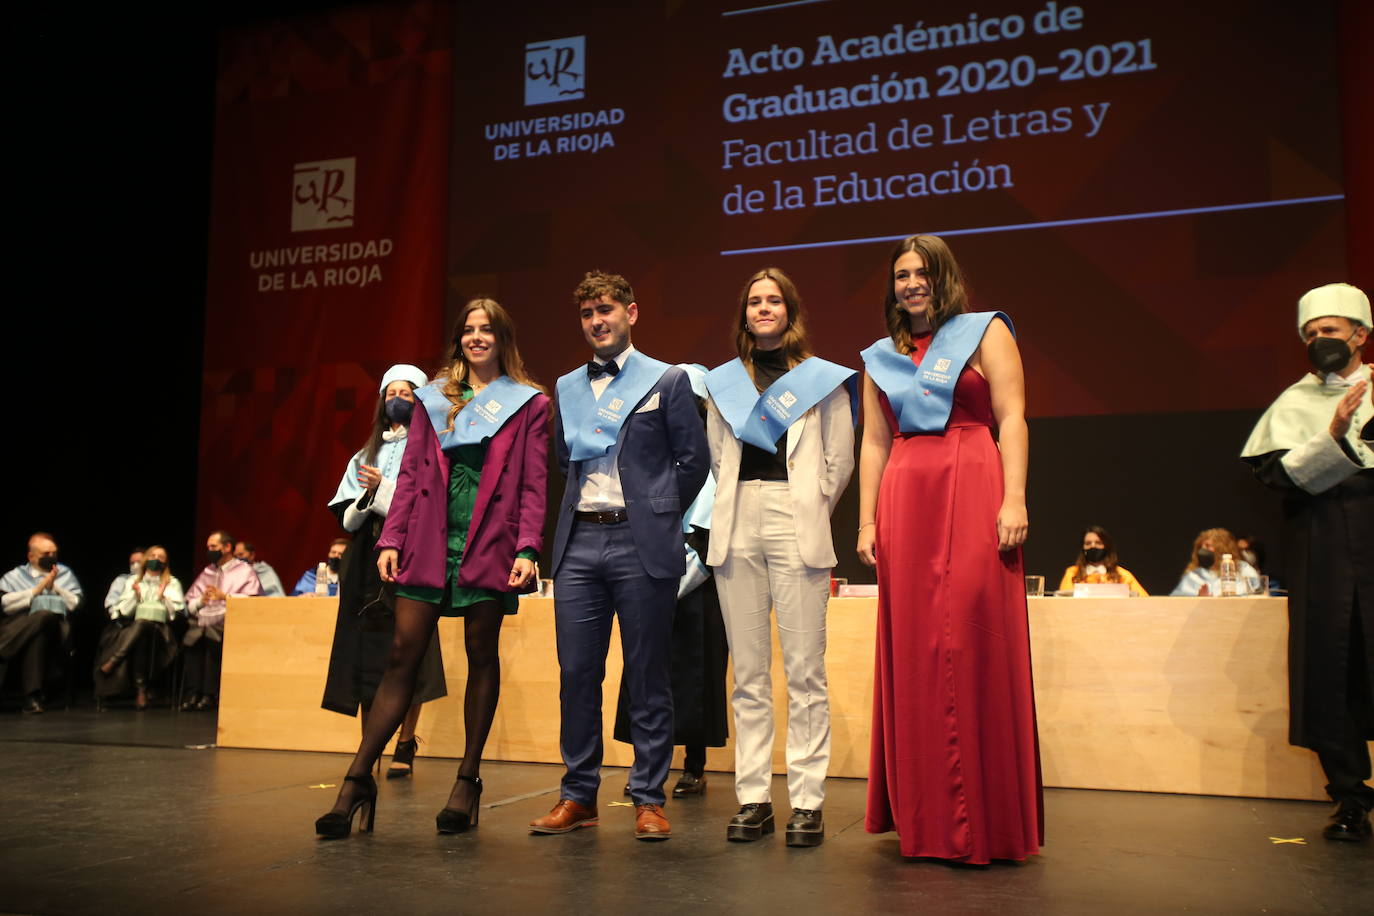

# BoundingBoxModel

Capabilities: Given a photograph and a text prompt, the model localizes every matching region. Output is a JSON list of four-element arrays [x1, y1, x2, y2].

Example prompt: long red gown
[[865, 337, 1044, 863]]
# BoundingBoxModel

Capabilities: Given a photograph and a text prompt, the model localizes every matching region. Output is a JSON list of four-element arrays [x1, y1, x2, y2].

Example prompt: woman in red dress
[[856, 234, 1042, 863]]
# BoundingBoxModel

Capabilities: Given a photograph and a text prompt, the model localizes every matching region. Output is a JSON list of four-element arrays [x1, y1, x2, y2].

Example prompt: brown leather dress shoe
[[634, 803, 671, 841], [529, 799, 598, 834]]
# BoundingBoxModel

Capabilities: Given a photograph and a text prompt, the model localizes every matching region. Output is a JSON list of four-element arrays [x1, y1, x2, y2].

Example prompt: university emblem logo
[[292, 158, 355, 231], [525, 36, 586, 106]]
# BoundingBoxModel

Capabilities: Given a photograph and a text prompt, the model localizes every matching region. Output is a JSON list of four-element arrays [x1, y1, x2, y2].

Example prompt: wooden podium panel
[[218, 595, 1357, 800], [216, 596, 872, 776], [1028, 596, 1346, 801]]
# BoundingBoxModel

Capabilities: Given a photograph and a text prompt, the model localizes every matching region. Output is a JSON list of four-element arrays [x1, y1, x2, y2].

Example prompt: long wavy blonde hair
[[440, 298, 543, 432], [136, 545, 172, 588]]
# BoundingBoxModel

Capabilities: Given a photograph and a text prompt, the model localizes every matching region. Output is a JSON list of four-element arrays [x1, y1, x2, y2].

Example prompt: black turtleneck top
[[737, 347, 791, 481]]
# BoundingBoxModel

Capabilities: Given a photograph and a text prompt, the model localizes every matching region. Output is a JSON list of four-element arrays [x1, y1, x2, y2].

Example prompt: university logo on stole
[[475, 399, 503, 423]]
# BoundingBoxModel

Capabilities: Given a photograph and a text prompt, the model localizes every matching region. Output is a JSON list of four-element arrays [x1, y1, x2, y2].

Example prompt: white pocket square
[[635, 392, 661, 413]]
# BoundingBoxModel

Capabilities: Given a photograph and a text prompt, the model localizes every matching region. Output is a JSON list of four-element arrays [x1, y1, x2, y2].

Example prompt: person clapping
[[95, 546, 185, 710], [1169, 528, 1261, 596], [0, 532, 83, 714]]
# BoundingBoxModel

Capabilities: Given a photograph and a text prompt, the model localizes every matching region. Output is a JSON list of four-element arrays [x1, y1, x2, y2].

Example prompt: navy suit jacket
[[552, 364, 709, 580]]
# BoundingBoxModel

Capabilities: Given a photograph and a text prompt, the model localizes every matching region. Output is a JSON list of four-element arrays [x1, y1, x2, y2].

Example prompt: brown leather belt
[[575, 509, 629, 524]]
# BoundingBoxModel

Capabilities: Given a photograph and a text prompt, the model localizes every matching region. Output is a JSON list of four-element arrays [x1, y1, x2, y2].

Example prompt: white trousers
[[713, 480, 832, 810]]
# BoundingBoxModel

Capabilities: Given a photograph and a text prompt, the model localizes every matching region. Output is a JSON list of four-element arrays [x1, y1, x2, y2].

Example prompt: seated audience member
[[1235, 534, 1268, 574], [292, 539, 348, 596], [1234, 533, 1278, 593], [0, 532, 84, 714], [1058, 525, 1149, 596], [235, 541, 284, 597], [103, 548, 145, 615], [1170, 528, 1263, 596], [183, 529, 262, 710], [95, 545, 185, 710]]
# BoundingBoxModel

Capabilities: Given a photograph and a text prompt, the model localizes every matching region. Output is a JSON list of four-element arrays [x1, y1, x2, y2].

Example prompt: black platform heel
[[315, 774, 377, 838], [386, 736, 419, 780], [435, 774, 482, 833]]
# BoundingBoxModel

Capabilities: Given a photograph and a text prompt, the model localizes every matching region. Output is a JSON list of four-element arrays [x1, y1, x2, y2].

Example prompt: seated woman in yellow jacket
[[1058, 525, 1149, 596]]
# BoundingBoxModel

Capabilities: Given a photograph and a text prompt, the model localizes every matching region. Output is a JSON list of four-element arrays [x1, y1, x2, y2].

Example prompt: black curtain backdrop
[[4, 2, 332, 696]]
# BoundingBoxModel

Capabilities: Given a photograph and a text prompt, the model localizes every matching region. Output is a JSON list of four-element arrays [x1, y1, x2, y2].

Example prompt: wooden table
[[218, 595, 1358, 801]]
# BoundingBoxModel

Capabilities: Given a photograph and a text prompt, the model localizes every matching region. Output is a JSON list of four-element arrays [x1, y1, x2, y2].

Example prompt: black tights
[[334, 596, 504, 811]]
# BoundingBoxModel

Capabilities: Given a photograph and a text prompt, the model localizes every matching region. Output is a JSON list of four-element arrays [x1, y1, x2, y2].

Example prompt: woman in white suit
[[704, 267, 855, 848]]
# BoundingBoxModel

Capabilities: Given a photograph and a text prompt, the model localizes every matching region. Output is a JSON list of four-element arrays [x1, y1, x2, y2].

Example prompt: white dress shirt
[[577, 345, 635, 511]]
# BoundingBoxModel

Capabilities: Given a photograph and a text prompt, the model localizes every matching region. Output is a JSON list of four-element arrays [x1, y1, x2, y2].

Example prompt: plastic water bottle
[[1218, 554, 1239, 597], [314, 562, 329, 597]]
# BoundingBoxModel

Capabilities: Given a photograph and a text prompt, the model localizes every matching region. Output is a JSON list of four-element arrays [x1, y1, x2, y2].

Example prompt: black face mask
[[1306, 332, 1357, 374], [327, 556, 342, 572], [207, 549, 223, 566], [1083, 547, 1107, 564], [384, 397, 414, 424], [37, 556, 56, 571], [145, 558, 165, 573], [1196, 548, 1216, 570]]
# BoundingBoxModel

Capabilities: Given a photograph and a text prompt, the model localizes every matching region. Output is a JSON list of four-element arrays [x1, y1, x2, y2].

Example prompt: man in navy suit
[[530, 270, 709, 841]]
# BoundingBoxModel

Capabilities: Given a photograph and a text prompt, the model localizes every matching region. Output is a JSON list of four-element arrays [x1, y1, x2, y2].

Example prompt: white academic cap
[[676, 363, 709, 399], [1296, 283, 1371, 339], [379, 363, 429, 393]]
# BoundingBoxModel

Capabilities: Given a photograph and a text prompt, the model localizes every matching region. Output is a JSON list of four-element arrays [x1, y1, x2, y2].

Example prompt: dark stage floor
[[1, 706, 1369, 915]]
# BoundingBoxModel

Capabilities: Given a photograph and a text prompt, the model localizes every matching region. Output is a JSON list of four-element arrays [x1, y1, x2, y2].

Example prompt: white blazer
[[706, 384, 854, 569]]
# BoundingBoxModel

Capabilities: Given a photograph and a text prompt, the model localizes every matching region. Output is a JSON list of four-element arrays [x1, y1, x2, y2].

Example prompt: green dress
[[395, 439, 536, 616]]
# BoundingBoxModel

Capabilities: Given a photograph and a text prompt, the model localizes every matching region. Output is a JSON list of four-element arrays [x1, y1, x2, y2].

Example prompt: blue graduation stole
[[557, 351, 672, 461], [31, 595, 68, 616], [707, 356, 858, 452], [417, 377, 540, 449], [860, 311, 1013, 433], [683, 474, 716, 532]]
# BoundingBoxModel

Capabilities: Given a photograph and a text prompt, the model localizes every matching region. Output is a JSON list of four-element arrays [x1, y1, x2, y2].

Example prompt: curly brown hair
[[572, 270, 634, 307], [1183, 528, 1241, 574]]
